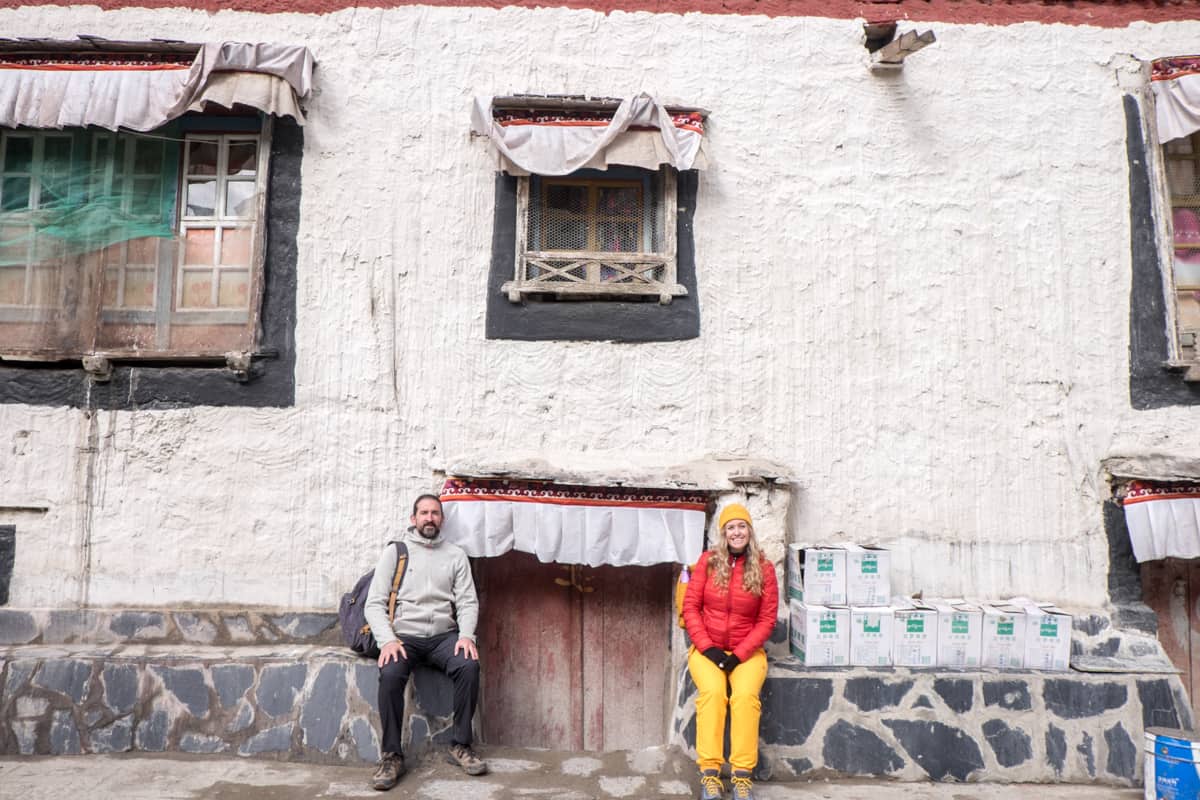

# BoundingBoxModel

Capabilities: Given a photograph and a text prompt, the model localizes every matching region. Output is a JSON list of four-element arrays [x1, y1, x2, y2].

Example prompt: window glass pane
[[101, 268, 120, 306], [1168, 138, 1196, 156], [28, 265, 59, 306], [130, 177, 163, 217], [218, 269, 250, 307], [1177, 289, 1200, 331], [2, 177, 30, 211], [187, 140, 219, 176], [224, 181, 257, 217], [598, 186, 639, 215], [0, 266, 24, 304], [0, 226, 28, 264], [1168, 160, 1199, 196], [4, 137, 32, 173], [542, 215, 588, 250], [186, 180, 217, 216], [220, 227, 252, 266], [184, 228, 215, 265], [227, 141, 257, 176], [546, 184, 586, 213], [124, 268, 156, 308], [181, 270, 214, 308], [133, 139, 164, 174], [125, 236, 159, 265]]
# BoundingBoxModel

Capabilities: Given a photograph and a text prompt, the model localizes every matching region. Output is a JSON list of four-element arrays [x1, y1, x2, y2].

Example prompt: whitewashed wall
[[1, 5, 1199, 612]]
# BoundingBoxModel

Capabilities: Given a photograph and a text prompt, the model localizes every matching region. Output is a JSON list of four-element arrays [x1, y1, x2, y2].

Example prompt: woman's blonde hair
[[707, 521, 765, 596]]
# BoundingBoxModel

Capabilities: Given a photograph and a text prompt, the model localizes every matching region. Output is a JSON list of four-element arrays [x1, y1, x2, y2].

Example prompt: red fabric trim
[[441, 476, 709, 510], [0, 62, 190, 71], [1123, 479, 1200, 505], [441, 492, 708, 512], [1153, 57, 1200, 83]]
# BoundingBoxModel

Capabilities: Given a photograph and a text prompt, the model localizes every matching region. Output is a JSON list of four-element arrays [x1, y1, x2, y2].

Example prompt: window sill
[[502, 281, 687, 305], [1164, 360, 1200, 382]]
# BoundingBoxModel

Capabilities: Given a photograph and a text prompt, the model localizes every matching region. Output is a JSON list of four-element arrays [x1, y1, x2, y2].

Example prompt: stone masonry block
[[33, 659, 92, 703], [883, 719, 985, 781], [843, 678, 914, 712], [300, 662, 347, 753], [0, 610, 38, 645], [90, 717, 133, 753], [109, 612, 166, 641], [257, 663, 307, 718], [1043, 680, 1127, 719], [213, 664, 255, 709], [983, 681, 1031, 711], [153, 667, 209, 718], [1137, 678, 1183, 729], [1046, 725, 1067, 775], [760, 678, 833, 746], [932, 678, 973, 714], [822, 719, 903, 775], [1105, 723, 1137, 781], [239, 723, 294, 755], [354, 663, 378, 712], [101, 664, 138, 715], [49, 709, 81, 755], [981, 719, 1032, 768]]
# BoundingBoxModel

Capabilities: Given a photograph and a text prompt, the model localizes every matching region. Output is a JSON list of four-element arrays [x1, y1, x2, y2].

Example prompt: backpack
[[339, 541, 409, 659]]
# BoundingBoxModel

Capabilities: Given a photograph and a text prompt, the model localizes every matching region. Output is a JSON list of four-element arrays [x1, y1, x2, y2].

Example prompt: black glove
[[702, 647, 726, 668], [722, 654, 741, 674]]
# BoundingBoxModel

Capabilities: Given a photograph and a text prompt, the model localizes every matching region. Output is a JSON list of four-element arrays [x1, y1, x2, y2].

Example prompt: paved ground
[[0, 748, 1145, 799]]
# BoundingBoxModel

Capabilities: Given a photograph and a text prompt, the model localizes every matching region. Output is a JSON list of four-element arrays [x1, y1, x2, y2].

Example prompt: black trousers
[[378, 630, 480, 756]]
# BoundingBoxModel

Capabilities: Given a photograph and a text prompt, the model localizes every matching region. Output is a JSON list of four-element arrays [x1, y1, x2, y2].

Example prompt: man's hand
[[378, 640, 407, 667], [454, 637, 479, 660]]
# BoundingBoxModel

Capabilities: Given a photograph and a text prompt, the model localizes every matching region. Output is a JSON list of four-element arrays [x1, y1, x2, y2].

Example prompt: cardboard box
[[892, 601, 938, 667], [981, 604, 1027, 668], [845, 545, 891, 606], [1020, 604, 1072, 671], [931, 599, 983, 668], [789, 600, 850, 667], [786, 545, 847, 605], [850, 606, 894, 666]]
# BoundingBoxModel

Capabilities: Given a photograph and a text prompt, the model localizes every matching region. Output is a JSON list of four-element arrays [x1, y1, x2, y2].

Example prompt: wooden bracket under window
[[225, 351, 253, 382], [866, 21, 936, 70], [81, 355, 112, 382]]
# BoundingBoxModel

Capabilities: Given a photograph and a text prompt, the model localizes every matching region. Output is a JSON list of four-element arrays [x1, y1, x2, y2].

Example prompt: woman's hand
[[721, 653, 741, 674], [702, 647, 726, 668]]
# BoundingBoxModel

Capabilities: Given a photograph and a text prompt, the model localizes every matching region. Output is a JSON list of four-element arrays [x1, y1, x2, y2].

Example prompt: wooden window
[[0, 118, 270, 362], [1164, 133, 1200, 362], [505, 167, 685, 304]]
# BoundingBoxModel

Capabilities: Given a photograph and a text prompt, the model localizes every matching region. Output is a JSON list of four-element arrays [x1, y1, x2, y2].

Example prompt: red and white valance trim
[[1123, 479, 1200, 561], [0, 41, 314, 131], [440, 477, 708, 566], [1152, 56, 1200, 144], [471, 93, 707, 176]]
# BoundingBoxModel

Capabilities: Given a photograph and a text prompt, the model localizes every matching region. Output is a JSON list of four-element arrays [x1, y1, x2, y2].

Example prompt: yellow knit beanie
[[717, 503, 752, 531]]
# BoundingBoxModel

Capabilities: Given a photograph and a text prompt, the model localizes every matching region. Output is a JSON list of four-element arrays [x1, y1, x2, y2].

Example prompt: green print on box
[[862, 618, 881, 634], [1040, 619, 1058, 637], [817, 554, 834, 572], [997, 621, 1014, 636], [906, 618, 924, 634], [860, 556, 877, 574], [819, 617, 838, 634], [951, 617, 970, 634]]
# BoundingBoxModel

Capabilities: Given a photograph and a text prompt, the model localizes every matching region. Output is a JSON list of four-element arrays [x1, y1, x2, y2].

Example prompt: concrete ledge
[[0, 644, 453, 763], [671, 659, 1193, 785], [0, 608, 340, 646]]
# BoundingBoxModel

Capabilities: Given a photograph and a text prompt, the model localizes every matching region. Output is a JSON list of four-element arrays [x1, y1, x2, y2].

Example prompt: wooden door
[[474, 550, 673, 751], [1142, 558, 1200, 722]]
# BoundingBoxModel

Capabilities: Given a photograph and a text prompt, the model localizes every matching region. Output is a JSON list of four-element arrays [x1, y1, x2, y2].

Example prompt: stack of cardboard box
[[785, 545, 1072, 671]]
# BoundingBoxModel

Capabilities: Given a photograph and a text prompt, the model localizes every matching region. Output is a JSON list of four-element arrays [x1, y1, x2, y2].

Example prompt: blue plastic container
[[1145, 727, 1200, 800]]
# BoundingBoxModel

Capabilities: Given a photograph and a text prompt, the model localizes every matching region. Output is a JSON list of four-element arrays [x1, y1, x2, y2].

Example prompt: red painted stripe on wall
[[0, 0, 1195, 28]]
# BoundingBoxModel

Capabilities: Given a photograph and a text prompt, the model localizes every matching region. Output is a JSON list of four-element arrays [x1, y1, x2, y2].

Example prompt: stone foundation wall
[[671, 660, 1193, 785]]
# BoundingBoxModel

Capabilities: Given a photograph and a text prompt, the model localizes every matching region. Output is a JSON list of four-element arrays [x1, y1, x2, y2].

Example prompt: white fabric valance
[[1152, 56, 1200, 144], [0, 41, 314, 131], [1123, 481, 1200, 561], [440, 477, 707, 567], [471, 93, 706, 176]]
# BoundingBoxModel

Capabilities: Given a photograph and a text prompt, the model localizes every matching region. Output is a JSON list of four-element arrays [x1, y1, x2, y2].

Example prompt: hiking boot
[[729, 769, 756, 800], [370, 752, 405, 791], [446, 742, 488, 775], [698, 768, 724, 800]]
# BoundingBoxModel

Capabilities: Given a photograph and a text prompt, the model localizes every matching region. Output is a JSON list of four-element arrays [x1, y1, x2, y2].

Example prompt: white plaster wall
[[1, 5, 1199, 611]]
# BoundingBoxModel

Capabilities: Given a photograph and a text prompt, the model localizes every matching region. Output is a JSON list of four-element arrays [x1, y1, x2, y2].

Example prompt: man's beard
[[418, 523, 439, 539]]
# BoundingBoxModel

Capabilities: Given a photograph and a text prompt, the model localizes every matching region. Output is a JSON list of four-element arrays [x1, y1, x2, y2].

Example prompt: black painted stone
[[351, 717, 379, 762], [257, 663, 307, 718], [983, 681, 1031, 711], [0, 527, 14, 606], [823, 719, 904, 775], [759, 678, 833, 746], [1105, 723, 1137, 780], [1074, 614, 1110, 636], [240, 723, 293, 755], [135, 708, 169, 752], [49, 710, 81, 755], [409, 715, 430, 752], [677, 669, 695, 708], [180, 733, 226, 753], [0, 609, 37, 644], [786, 757, 814, 776], [981, 719, 1032, 768], [882, 719, 985, 781], [301, 663, 347, 753], [355, 664, 379, 712], [933, 678, 973, 714], [1043, 680, 1127, 719], [1091, 638, 1121, 657], [769, 619, 787, 644], [4, 659, 36, 701], [1138, 678, 1183, 729], [110, 611, 165, 640], [228, 702, 254, 734], [91, 718, 133, 753], [34, 659, 92, 703], [412, 665, 453, 717], [154, 667, 209, 718], [266, 613, 337, 640], [1046, 725, 1067, 775], [173, 613, 217, 643], [45, 610, 94, 643], [1078, 732, 1096, 777], [102, 664, 138, 714], [913, 695, 933, 709], [844, 678, 914, 712], [212, 664, 254, 710]]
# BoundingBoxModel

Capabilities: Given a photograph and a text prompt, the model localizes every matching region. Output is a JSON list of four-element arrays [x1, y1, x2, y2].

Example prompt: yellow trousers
[[687, 646, 768, 773]]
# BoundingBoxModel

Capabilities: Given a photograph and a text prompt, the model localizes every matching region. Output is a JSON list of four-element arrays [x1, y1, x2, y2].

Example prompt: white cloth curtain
[[471, 92, 705, 176], [443, 497, 705, 567], [0, 41, 313, 131], [1124, 493, 1200, 561], [1153, 71, 1200, 144]]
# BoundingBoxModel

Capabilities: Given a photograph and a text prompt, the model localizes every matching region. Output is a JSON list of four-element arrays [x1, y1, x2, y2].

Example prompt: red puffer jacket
[[682, 551, 779, 663]]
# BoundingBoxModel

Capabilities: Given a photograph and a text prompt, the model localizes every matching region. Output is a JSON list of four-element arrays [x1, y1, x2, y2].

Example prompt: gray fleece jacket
[[363, 527, 479, 646]]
